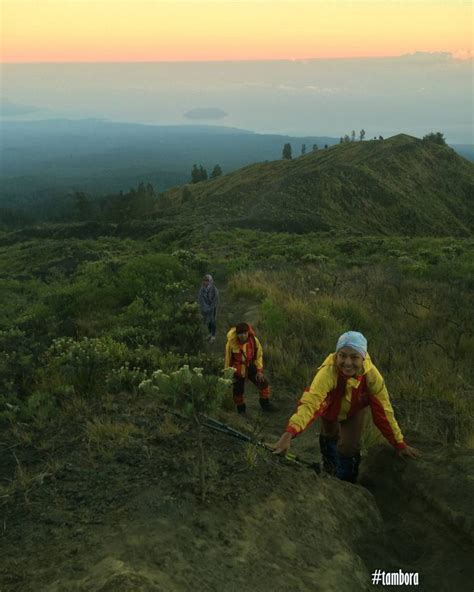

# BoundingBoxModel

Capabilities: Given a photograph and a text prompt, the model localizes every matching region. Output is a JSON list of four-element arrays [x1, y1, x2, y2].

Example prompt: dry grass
[[9, 425, 34, 446], [243, 442, 260, 469], [227, 270, 274, 301], [0, 453, 53, 504], [158, 414, 185, 437], [85, 418, 143, 453], [226, 265, 474, 446], [61, 396, 90, 419]]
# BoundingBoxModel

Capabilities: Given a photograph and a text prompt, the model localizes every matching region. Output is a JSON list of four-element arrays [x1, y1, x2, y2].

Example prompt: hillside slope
[[160, 134, 474, 236], [2, 395, 473, 592], [1, 227, 473, 591]]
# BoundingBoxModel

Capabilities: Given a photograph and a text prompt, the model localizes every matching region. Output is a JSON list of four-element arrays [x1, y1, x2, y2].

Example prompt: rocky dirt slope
[[1, 290, 472, 591], [1, 390, 473, 592]]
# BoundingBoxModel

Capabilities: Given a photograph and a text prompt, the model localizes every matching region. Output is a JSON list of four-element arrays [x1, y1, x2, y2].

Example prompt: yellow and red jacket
[[224, 326, 264, 378], [286, 353, 406, 450]]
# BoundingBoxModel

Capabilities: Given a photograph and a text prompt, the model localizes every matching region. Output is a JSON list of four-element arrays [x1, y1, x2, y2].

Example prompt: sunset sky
[[1, 0, 472, 63]]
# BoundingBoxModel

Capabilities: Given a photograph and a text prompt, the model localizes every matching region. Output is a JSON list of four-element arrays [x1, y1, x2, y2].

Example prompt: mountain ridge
[[159, 134, 474, 236]]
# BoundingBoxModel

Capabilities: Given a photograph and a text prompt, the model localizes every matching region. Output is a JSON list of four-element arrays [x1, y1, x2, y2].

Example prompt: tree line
[[280, 130, 447, 161], [282, 142, 328, 159], [191, 164, 223, 183]]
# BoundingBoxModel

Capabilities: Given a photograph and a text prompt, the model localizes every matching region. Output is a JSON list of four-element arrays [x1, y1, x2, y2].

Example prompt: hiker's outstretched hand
[[272, 432, 292, 455], [398, 445, 421, 460]]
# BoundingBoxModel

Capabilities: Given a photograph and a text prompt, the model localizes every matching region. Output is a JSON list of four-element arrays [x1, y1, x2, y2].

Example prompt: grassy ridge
[[1, 130, 473, 592], [159, 134, 474, 236], [0, 133, 473, 450]]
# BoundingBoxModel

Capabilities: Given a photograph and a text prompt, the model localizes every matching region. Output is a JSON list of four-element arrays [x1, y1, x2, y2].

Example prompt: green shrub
[[171, 249, 209, 275], [139, 365, 234, 499], [23, 391, 59, 426], [106, 362, 147, 394], [45, 337, 127, 398], [162, 301, 203, 354], [116, 253, 186, 304], [139, 365, 233, 416], [0, 327, 35, 400], [110, 298, 202, 353], [418, 249, 440, 265]]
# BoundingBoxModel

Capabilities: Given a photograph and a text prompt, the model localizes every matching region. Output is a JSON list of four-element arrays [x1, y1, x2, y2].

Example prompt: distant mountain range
[[158, 134, 474, 237], [183, 108, 228, 120], [0, 119, 338, 205]]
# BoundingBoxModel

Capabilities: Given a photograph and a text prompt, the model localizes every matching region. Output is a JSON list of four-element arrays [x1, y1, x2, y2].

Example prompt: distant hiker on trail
[[224, 322, 273, 415], [272, 331, 420, 483], [198, 274, 219, 343]]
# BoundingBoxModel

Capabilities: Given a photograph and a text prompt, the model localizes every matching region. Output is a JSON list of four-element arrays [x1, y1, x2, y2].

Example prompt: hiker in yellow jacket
[[225, 322, 272, 414], [273, 331, 420, 482]]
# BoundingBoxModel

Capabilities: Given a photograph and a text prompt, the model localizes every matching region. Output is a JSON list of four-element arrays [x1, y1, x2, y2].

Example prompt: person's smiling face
[[336, 346, 364, 377], [237, 331, 249, 344]]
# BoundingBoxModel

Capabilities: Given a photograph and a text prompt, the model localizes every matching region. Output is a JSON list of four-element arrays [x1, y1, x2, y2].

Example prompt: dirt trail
[[359, 444, 474, 591], [200, 285, 474, 591], [1, 288, 473, 591], [206, 286, 259, 352], [1, 395, 472, 591], [0, 411, 381, 592]]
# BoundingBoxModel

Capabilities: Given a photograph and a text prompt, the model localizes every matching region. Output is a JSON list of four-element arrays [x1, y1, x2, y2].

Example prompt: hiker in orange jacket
[[273, 331, 420, 482], [224, 322, 272, 414]]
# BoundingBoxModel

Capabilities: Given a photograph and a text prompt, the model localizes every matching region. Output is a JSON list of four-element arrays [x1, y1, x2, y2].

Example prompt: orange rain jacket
[[224, 326, 264, 378], [286, 353, 406, 450]]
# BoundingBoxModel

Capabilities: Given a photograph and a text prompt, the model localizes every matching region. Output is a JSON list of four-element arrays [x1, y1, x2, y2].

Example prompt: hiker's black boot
[[336, 451, 361, 483], [237, 403, 247, 415], [319, 434, 338, 475], [259, 398, 275, 412]]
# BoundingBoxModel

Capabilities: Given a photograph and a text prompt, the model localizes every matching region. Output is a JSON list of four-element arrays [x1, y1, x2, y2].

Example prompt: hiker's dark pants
[[233, 363, 270, 406], [320, 409, 367, 482], [203, 309, 217, 337], [208, 314, 216, 337]]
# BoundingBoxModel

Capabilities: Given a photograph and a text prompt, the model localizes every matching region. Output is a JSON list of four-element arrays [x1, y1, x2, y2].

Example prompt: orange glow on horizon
[[1, 1, 472, 63]]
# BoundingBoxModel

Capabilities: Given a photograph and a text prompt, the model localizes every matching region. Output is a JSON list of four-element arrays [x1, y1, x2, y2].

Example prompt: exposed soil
[[0, 401, 380, 592], [359, 441, 474, 591], [1, 292, 472, 591]]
